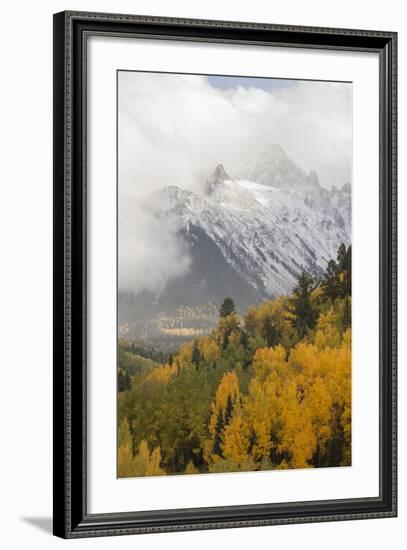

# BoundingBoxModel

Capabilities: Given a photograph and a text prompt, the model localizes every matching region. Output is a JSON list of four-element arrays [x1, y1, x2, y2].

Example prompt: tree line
[[118, 243, 351, 477]]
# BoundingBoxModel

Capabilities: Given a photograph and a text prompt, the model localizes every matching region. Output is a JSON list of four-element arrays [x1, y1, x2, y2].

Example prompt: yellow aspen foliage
[[209, 371, 240, 436], [134, 440, 151, 472], [305, 377, 332, 447], [185, 461, 199, 474], [341, 403, 352, 465], [118, 442, 136, 478], [117, 419, 135, 477], [145, 446, 165, 476], [244, 297, 296, 347], [314, 307, 342, 349], [218, 313, 240, 334], [310, 286, 324, 303], [146, 363, 177, 383], [118, 251, 352, 476], [256, 297, 292, 333], [118, 436, 165, 478], [208, 456, 257, 473], [133, 440, 166, 477], [221, 414, 251, 465], [228, 330, 243, 348], [199, 337, 221, 364], [118, 417, 132, 448], [251, 418, 272, 462], [252, 345, 287, 381], [278, 382, 316, 468], [318, 332, 351, 409], [244, 372, 283, 461], [289, 342, 319, 378], [332, 330, 351, 464], [243, 305, 258, 335], [175, 341, 194, 369]]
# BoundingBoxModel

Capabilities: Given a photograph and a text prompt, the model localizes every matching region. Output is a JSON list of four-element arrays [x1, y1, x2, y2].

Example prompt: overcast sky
[[118, 71, 352, 294]]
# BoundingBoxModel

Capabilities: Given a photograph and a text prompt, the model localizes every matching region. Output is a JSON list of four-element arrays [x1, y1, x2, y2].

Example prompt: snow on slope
[[150, 146, 351, 300]]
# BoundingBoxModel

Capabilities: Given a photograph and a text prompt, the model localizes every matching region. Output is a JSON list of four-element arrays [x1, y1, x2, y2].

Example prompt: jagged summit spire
[[213, 163, 230, 181], [247, 144, 321, 192], [307, 170, 320, 190], [258, 144, 287, 163], [206, 163, 230, 194]]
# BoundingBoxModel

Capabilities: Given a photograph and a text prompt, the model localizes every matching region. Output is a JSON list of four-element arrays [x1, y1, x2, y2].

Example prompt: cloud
[[118, 196, 191, 295], [118, 71, 352, 294]]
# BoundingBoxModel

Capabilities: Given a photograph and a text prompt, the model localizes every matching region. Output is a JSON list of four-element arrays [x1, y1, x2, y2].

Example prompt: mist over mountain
[[245, 144, 322, 193], [119, 145, 351, 330]]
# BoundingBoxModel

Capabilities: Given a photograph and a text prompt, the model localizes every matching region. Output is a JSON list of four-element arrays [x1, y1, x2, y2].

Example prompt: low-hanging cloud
[[118, 196, 192, 295], [118, 71, 352, 295]]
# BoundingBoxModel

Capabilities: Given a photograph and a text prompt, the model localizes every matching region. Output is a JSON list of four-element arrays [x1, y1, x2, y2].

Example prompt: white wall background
[[0, 0, 405, 548]]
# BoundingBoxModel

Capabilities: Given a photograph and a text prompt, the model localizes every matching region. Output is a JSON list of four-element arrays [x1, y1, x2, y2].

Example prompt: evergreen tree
[[342, 295, 351, 330], [288, 271, 317, 339], [222, 330, 230, 351], [239, 328, 248, 350], [322, 259, 340, 301], [325, 403, 345, 467], [263, 316, 279, 347], [337, 243, 347, 269], [212, 410, 224, 456], [118, 369, 131, 392], [248, 429, 258, 456], [191, 340, 202, 370], [239, 329, 252, 369], [220, 297, 235, 318], [338, 244, 351, 297], [224, 394, 234, 426], [322, 243, 351, 301]]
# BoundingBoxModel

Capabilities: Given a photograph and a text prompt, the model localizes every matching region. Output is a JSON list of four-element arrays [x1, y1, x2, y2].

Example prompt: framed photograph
[[53, 11, 397, 538]]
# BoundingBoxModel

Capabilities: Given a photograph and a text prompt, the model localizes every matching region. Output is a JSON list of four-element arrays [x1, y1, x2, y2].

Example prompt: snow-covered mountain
[[245, 144, 322, 193], [120, 145, 351, 321]]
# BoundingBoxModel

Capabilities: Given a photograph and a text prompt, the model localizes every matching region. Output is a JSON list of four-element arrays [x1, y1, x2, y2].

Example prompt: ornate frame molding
[[53, 11, 397, 538]]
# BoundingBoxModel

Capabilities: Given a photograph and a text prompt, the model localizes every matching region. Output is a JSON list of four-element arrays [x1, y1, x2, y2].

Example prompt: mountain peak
[[206, 163, 230, 194], [247, 145, 321, 193], [258, 144, 287, 163], [145, 154, 351, 309], [307, 170, 321, 190]]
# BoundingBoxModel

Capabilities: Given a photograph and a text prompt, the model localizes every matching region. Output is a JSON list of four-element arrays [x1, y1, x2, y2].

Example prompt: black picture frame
[[53, 10, 397, 539]]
